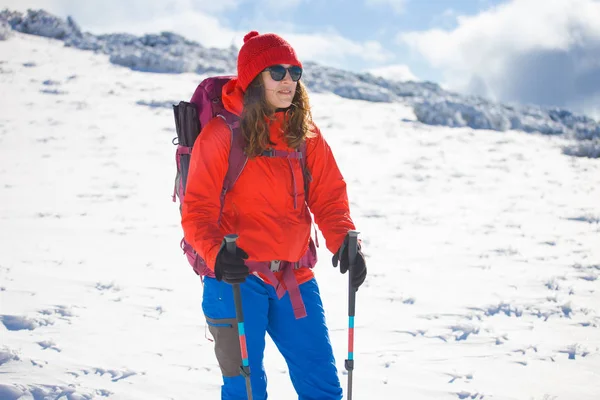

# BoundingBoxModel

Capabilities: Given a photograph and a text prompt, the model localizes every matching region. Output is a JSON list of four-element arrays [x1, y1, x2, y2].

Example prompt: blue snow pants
[[202, 275, 343, 400]]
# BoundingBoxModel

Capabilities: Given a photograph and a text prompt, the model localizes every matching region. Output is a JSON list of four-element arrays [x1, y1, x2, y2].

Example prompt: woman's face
[[261, 64, 298, 109]]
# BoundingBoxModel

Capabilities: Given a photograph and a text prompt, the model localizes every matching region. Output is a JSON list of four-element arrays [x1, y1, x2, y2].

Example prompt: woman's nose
[[281, 70, 293, 82]]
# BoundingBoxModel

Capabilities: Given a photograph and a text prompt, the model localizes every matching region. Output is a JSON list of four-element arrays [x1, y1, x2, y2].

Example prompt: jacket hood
[[222, 78, 245, 117]]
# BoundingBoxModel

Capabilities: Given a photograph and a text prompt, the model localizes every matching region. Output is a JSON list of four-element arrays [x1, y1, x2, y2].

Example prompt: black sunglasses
[[264, 65, 303, 82]]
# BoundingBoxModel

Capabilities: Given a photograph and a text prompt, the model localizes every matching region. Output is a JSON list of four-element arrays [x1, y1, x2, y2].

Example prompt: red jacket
[[181, 78, 355, 285]]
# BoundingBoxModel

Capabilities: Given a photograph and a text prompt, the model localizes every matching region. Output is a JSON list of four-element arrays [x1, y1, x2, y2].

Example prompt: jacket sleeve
[[305, 125, 356, 254], [181, 118, 231, 270]]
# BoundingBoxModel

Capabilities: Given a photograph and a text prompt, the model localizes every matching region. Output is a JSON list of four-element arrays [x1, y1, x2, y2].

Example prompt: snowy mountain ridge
[[1, 8, 599, 158]]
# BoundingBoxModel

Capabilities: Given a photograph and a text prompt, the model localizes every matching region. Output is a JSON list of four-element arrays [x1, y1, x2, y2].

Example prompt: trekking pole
[[345, 230, 360, 400], [224, 234, 253, 400]]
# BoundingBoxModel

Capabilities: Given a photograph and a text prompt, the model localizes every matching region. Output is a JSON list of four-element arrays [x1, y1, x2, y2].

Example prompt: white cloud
[[367, 64, 419, 82], [76, 10, 235, 48], [365, 0, 407, 14], [399, 0, 600, 116], [283, 31, 394, 67]]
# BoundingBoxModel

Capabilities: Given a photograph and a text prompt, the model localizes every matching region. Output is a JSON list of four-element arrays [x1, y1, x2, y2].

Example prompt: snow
[[1, 26, 600, 400], [1, 8, 599, 153]]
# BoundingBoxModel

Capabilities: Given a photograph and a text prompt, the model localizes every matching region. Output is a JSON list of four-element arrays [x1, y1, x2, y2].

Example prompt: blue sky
[[2, 0, 600, 117]]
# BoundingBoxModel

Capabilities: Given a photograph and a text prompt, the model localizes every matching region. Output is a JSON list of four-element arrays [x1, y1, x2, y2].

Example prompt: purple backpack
[[172, 76, 311, 278]]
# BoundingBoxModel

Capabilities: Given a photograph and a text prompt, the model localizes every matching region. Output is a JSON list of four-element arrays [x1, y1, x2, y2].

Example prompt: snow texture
[[1, 8, 599, 156]]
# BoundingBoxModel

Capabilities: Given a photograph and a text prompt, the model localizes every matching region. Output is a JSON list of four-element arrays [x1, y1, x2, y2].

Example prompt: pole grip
[[348, 230, 359, 268], [225, 234, 238, 254], [225, 234, 244, 321], [347, 230, 359, 315]]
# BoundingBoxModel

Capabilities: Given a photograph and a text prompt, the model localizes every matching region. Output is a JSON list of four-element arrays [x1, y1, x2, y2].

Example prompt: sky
[[2, 0, 600, 117], [1, 31, 599, 399]]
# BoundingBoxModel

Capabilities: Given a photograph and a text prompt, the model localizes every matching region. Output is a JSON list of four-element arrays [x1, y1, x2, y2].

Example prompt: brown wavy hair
[[241, 74, 315, 158]]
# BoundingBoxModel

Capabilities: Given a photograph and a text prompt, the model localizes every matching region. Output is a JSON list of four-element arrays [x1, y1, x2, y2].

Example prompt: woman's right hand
[[214, 243, 250, 284]]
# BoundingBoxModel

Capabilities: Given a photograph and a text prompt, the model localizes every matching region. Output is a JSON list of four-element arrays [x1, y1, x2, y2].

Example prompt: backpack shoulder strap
[[298, 139, 318, 246], [216, 113, 247, 224], [298, 140, 312, 196], [224, 117, 247, 192]]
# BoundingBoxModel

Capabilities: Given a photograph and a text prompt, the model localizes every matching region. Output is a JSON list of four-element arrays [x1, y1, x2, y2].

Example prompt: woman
[[181, 31, 367, 400]]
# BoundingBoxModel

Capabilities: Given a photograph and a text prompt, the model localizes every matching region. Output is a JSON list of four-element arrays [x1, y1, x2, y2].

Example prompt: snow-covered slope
[[1, 8, 599, 157], [1, 30, 599, 400]]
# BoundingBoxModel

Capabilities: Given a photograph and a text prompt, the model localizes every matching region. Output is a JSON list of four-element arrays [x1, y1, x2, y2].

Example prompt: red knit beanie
[[237, 31, 302, 92]]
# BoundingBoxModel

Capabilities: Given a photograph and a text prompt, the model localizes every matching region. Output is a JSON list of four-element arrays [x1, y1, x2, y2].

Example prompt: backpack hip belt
[[246, 246, 316, 320]]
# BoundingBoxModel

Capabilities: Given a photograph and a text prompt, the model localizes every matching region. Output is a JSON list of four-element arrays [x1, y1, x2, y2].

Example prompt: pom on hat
[[236, 31, 302, 91], [244, 31, 259, 42]]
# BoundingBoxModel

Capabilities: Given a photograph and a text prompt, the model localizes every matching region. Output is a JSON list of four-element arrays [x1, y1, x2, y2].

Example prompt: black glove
[[214, 243, 249, 284], [332, 235, 367, 289]]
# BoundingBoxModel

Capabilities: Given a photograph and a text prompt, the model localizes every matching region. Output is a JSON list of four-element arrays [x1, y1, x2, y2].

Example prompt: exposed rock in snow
[[0, 18, 11, 40], [562, 138, 600, 159], [1, 9, 81, 40]]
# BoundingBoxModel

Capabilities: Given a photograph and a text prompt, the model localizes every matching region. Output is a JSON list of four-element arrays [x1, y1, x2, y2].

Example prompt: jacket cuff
[[204, 241, 222, 271]]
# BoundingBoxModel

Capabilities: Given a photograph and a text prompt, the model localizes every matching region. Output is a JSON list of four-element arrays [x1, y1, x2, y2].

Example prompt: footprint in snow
[[448, 324, 480, 341], [95, 282, 121, 292], [495, 334, 509, 345], [40, 88, 68, 95], [394, 329, 427, 337], [37, 340, 61, 352], [0, 348, 20, 366], [456, 391, 485, 399], [566, 214, 600, 224], [39, 305, 76, 320], [559, 344, 590, 360], [0, 305, 74, 331], [143, 306, 165, 319], [572, 264, 600, 282], [91, 367, 139, 382], [387, 295, 416, 304], [0, 315, 52, 331], [482, 302, 523, 317], [0, 383, 106, 399], [0, 384, 26, 400], [136, 99, 178, 109], [445, 373, 473, 384]]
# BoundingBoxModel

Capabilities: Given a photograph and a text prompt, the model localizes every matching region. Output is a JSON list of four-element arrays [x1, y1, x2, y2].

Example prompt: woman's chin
[[276, 99, 293, 108]]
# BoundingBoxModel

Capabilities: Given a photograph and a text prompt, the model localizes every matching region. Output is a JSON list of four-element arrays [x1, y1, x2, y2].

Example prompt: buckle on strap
[[261, 149, 302, 159], [270, 260, 281, 272], [269, 260, 301, 272]]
